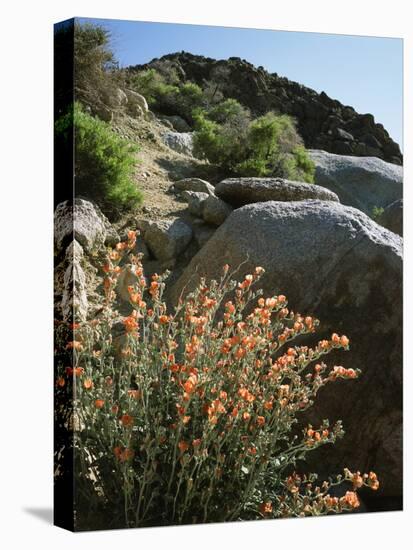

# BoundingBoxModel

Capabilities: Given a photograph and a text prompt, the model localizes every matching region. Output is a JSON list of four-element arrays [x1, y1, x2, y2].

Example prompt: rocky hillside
[[55, 44, 403, 511], [129, 52, 402, 165]]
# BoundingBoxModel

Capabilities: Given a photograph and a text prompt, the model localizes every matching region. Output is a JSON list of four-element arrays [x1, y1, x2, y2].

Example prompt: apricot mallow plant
[[55, 230, 379, 529]]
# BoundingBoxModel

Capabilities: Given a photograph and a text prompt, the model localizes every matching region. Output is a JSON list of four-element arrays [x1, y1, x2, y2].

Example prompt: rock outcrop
[[54, 199, 119, 254], [310, 150, 403, 215], [132, 52, 402, 164], [202, 195, 233, 225], [61, 240, 88, 322], [171, 200, 402, 499], [215, 177, 339, 207], [141, 218, 193, 263], [124, 89, 148, 117], [159, 115, 191, 132], [171, 177, 215, 195], [163, 132, 194, 156], [184, 191, 210, 217]]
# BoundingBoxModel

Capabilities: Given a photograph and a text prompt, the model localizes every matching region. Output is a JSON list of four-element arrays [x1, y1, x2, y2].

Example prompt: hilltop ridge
[[128, 51, 402, 165]]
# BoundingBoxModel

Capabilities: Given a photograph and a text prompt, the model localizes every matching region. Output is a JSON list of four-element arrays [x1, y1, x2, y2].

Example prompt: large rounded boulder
[[309, 150, 403, 215], [170, 200, 402, 502], [215, 177, 339, 207], [54, 199, 119, 254]]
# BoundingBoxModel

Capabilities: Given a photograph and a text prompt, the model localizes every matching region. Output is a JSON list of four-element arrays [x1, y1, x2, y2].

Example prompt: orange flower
[[114, 446, 134, 462], [351, 472, 364, 489], [235, 347, 247, 360], [178, 440, 189, 453], [159, 315, 170, 324], [304, 316, 313, 328], [329, 366, 358, 380], [257, 416, 265, 427], [260, 502, 273, 515], [286, 475, 300, 493], [238, 274, 253, 290], [340, 491, 360, 508], [123, 311, 139, 333], [66, 340, 83, 351], [56, 377, 65, 387], [65, 366, 84, 377], [111, 404, 119, 414], [127, 389, 141, 399], [149, 281, 159, 297], [264, 400, 273, 410], [128, 287, 144, 306], [95, 399, 105, 409], [368, 471, 379, 490], [109, 250, 121, 261], [323, 495, 339, 509], [340, 335, 350, 347], [331, 333, 340, 344], [183, 374, 198, 394], [83, 378, 93, 390], [242, 411, 251, 422], [120, 414, 134, 427], [192, 438, 202, 448], [319, 339, 330, 350]]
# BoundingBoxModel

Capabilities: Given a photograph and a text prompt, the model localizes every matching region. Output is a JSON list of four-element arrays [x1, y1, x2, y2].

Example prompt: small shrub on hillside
[[194, 108, 315, 182], [372, 206, 385, 221], [130, 70, 204, 123], [130, 68, 179, 109], [192, 101, 251, 170], [55, 103, 142, 217], [55, 230, 378, 529], [74, 21, 124, 113]]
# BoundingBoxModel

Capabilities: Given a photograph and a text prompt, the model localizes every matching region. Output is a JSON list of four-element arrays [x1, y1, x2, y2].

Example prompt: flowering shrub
[[55, 231, 378, 529]]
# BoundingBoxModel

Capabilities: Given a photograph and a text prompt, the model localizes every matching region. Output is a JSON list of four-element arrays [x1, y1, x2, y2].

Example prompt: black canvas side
[[53, 17, 75, 532]]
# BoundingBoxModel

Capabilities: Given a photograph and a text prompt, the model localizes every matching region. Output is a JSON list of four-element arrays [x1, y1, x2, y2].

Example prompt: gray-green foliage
[[55, 103, 142, 218], [193, 104, 315, 182], [74, 21, 123, 113], [371, 206, 385, 221], [130, 69, 204, 123]]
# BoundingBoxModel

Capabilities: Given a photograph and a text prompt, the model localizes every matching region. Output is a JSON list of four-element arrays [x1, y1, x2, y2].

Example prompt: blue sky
[[80, 17, 403, 148]]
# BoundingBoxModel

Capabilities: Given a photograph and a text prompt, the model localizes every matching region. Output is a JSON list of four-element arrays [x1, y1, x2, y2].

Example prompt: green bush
[[371, 205, 385, 221], [130, 68, 179, 109], [55, 103, 142, 217], [192, 101, 251, 169], [130, 70, 205, 123], [74, 22, 123, 113], [194, 107, 315, 182]]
